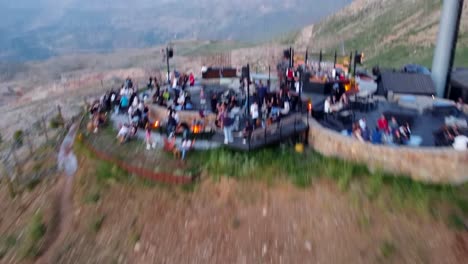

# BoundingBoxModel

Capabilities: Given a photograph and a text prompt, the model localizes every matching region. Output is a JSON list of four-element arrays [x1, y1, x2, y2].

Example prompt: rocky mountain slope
[[0, 0, 351, 62], [295, 0, 468, 68]]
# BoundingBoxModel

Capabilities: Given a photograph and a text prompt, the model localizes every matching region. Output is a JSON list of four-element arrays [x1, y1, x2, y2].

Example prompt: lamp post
[[333, 50, 337, 69], [319, 49, 323, 72], [299, 66, 303, 113], [166, 45, 174, 85], [353, 50, 358, 77], [349, 52, 353, 77], [247, 64, 251, 118]]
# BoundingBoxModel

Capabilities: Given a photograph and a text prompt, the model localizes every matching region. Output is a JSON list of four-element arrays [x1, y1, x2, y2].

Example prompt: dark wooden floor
[[213, 119, 309, 151]]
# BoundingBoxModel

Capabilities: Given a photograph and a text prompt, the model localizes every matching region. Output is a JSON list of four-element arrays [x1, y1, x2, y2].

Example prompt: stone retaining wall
[[307, 119, 468, 185]]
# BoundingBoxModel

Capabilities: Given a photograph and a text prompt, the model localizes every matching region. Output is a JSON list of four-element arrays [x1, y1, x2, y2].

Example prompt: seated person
[[456, 97, 465, 113], [163, 134, 177, 152], [399, 123, 411, 143], [324, 97, 332, 114], [339, 93, 349, 106], [453, 134, 468, 151], [117, 124, 130, 144], [377, 114, 389, 133], [389, 117, 399, 134], [443, 125, 459, 145], [280, 100, 290, 116], [352, 123, 364, 142], [393, 130, 404, 145], [180, 139, 193, 160], [324, 96, 344, 114], [371, 127, 383, 144], [185, 99, 194, 110]]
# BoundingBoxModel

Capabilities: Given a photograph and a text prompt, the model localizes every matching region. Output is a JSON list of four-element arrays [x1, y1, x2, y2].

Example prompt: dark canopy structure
[[449, 68, 468, 102], [377, 71, 436, 97]]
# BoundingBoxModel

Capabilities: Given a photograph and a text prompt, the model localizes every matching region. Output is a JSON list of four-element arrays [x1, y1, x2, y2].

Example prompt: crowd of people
[[350, 115, 412, 146], [210, 79, 299, 144], [152, 71, 196, 111]]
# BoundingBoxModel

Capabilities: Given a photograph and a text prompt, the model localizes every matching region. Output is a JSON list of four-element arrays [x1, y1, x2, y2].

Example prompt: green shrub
[[26, 178, 41, 191], [20, 211, 46, 258], [380, 240, 396, 259], [13, 130, 24, 147], [0, 234, 17, 259], [90, 215, 105, 234], [49, 115, 65, 129], [448, 213, 466, 231], [84, 191, 101, 204]]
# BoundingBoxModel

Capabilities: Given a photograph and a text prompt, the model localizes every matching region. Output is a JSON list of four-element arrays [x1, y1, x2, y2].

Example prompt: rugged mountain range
[[295, 0, 468, 68], [0, 0, 351, 61]]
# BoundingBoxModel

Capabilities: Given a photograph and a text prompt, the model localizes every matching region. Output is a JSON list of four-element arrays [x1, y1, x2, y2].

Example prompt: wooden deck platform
[[213, 113, 309, 151]]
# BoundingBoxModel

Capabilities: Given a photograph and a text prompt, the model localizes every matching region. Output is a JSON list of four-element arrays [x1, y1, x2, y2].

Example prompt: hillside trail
[[35, 123, 79, 264]]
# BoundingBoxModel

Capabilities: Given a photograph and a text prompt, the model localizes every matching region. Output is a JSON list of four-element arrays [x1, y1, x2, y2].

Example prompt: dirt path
[[35, 123, 79, 264]]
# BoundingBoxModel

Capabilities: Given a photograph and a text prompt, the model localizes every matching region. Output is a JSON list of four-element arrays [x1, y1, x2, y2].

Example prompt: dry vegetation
[[1, 137, 467, 263]]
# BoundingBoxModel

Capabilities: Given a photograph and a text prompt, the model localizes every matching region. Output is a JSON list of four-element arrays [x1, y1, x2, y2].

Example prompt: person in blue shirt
[[371, 126, 383, 144], [120, 95, 129, 114]]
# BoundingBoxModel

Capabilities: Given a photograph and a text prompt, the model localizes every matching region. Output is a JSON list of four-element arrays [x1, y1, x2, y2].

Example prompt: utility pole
[[333, 50, 337, 69], [319, 49, 323, 72], [166, 46, 171, 85], [299, 67, 303, 112], [353, 50, 358, 77], [247, 64, 251, 118]]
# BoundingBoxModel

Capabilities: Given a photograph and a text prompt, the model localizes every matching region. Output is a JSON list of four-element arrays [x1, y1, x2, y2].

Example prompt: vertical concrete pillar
[[432, 0, 463, 98]]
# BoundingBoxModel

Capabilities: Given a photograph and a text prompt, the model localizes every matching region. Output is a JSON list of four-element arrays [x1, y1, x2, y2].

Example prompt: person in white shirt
[[359, 118, 367, 131], [117, 124, 130, 144], [453, 135, 468, 151], [324, 97, 332, 114], [280, 100, 290, 116], [250, 101, 259, 127]]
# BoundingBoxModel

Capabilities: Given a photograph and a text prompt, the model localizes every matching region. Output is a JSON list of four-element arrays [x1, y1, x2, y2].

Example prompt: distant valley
[[0, 0, 351, 62]]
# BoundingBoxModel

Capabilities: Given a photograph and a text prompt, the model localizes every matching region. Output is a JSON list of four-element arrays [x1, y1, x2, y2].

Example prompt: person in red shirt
[[189, 73, 195, 86], [377, 114, 389, 133]]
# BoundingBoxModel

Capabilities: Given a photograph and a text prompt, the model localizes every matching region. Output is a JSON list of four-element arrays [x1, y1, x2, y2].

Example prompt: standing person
[[181, 139, 192, 160], [258, 80, 267, 111], [145, 122, 156, 150], [222, 110, 234, 144], [242, 120, 253, 144], [250, 101, 259, 128], [211, 93, 218, 113], [200, 87, 206, 110], [189, 72, 195, 86]]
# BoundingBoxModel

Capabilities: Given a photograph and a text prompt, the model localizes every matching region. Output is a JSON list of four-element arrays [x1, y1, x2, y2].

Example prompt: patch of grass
[[189, 147, 468, 221], [95, 161, 130, 184], [13, 130, 24, 147], [180, 182, 199, 193], [358, 213, 372, 231], [365, 170, 384, 200], [0, 234, 17, 259], [129, 231, 141, 245], [380, 240, 396, 259], [84, 190, 101, 204], [20, 211, 46, 259], [25, 177, 41, 191], [447, 213, 466, 231], [90, 214, 105, 234], [49, 114, 65, 129]]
